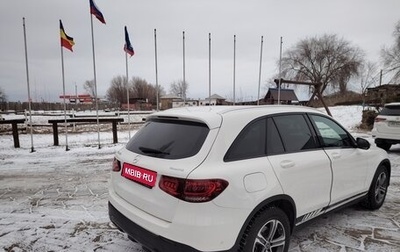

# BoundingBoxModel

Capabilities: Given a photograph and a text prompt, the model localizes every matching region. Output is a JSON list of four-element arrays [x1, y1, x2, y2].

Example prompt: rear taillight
[[159, 176, 228, 203], [112, 157, 121, 172], [375, 117, 387, 122]]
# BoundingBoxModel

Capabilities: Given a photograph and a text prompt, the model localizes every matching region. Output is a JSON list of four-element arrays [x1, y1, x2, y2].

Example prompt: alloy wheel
[[253, 219, 286, 252], [375, 172, 388, 204]]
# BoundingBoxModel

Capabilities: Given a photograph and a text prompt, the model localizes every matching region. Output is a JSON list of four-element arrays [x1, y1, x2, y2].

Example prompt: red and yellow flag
[[60, 20, 75, 52]]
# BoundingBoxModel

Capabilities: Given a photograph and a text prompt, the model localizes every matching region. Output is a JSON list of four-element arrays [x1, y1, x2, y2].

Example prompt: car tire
[[241, 207, 290, 252], [361, 165, 389, 210], [376, 141, 391, 151]]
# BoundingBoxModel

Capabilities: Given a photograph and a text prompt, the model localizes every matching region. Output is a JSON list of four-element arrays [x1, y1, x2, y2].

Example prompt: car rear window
[[380, 105, 400, 116], [126, 119, 209, 159]]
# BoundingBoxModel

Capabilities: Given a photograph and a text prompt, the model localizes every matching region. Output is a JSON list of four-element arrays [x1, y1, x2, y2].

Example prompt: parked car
[[109, 105, 390, 252], [372, 102, 400, 151]]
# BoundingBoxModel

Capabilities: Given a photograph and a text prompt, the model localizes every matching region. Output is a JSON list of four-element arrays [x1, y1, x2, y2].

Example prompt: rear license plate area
[[121, 163, 157, 188]]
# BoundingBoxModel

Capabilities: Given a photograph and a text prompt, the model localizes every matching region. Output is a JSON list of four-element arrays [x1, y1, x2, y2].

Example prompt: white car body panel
[[372, 118, 400, 140], [267, 151, 332, 217], [109, 188, 249, 251], [324, 148, 369, 205]]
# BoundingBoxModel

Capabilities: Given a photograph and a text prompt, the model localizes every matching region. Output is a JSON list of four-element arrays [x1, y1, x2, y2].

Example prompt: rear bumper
[[372, 129, 400, 142], [109, 202, 200, 252], [108, 185, 248, 251]]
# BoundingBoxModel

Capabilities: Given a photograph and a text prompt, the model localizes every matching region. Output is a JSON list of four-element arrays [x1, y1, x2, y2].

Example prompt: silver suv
[[372, 102, 400, 151]]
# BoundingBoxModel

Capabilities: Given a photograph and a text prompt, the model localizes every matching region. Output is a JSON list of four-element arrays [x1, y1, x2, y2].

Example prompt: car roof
[[148, 105, 326, 129]]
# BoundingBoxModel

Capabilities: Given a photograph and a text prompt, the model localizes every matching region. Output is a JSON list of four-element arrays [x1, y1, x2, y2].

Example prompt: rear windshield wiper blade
[[139, 146, 170, 155]]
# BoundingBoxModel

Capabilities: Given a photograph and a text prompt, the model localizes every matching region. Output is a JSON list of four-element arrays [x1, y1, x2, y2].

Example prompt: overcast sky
[[1, 0, 399, 102]]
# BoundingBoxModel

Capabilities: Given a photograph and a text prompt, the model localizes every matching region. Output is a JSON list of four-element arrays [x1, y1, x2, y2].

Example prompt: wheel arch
[[233, 194, 296, 251], [379, 158, 391, 185]]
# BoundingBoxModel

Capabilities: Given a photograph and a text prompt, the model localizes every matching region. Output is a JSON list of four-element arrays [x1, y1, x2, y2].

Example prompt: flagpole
[[208, 33, 211, 105], [233, 34, 236, 105], [154, 29, 159, 111], [278, 36, 283, 105], [182, 31, 186, 104], [125, 52, 131, 139], [90, 13, 101, 148], [60, 39, 69, 151], [257, 36, 264, 105], [22, 17, 35, 153]]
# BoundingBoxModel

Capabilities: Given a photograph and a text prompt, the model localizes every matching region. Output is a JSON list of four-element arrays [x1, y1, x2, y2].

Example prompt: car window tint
[[273, 115, 317, 152], [266, 118, 285, 155], [380, 105, 400, 116], [310, 115, 353, 148], [126, 119, 209, 159], [224, 118, 266, 162]]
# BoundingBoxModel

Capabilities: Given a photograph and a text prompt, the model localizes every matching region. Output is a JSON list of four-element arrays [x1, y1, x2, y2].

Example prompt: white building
[[160, 93, 227, 110]]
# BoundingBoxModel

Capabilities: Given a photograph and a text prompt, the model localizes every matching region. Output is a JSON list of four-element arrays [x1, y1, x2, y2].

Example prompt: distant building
[[160, 93, 228, 110], [121, 98, 152, 111], [173, 99, 199, 108], [264, 88, 299, 104], [160, 94, 182, 110], [366, 84, 400, 105], [199, 94, 226, 106], [59, 94, 94, 103]]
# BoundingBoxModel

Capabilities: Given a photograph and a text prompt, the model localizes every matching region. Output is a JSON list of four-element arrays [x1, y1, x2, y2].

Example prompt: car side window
[[273, 114, 317, 152], [266, 118, 285, 155], [224, 118, 266, 162], [310, 115, 353, 148]]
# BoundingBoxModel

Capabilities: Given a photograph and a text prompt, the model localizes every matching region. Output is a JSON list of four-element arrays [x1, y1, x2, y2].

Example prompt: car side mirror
[[356, 137, 370, 150]]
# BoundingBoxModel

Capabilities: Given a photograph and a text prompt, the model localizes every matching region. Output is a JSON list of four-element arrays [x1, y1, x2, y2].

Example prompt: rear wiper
[[139, 146, 170, 155]]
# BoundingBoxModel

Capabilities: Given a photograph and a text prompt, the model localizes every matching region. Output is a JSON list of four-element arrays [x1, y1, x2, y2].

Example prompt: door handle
[[331, 152, 341, 159], [280, 160, 295, 169]]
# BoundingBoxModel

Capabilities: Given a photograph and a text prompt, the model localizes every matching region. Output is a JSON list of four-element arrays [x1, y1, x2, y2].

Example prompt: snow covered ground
[[0, 106, 399, 252]]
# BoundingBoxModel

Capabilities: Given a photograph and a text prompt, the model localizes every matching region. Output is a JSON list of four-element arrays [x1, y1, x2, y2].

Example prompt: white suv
[[109, 105, 390, 252], [372, 102, 400, 151]]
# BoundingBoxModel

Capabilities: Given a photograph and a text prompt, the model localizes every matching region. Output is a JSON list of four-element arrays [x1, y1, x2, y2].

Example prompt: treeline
[[0, 101, 116, 112], [106, 76, 164, 105]]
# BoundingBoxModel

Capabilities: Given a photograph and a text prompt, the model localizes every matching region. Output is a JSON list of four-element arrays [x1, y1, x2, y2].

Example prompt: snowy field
[[0, 106, 399, 252]]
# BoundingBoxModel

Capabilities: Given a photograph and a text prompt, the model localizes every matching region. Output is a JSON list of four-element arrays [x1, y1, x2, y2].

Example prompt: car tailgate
[[111, 128, 219, 222]]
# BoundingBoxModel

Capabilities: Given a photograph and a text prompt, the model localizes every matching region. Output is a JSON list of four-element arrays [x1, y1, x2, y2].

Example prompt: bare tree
[[106, 76, 129, 104], [381, 20, 400, 82], [83, 80, 96, 98], [359, 62, 378, 95], [280, 34, 364, 97], [131, 77, 165, 105], [106, 76, 165, 106], [131, 77, 153, 102], [169, 80, 189, 100], [0, 87, 7, 102]]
